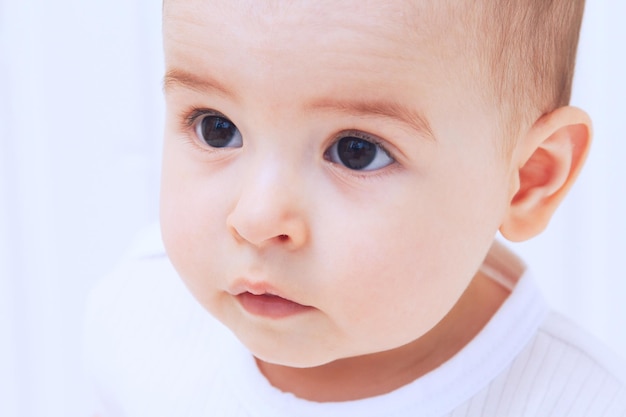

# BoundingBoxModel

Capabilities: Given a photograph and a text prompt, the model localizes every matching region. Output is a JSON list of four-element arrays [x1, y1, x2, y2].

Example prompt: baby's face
[[161, 0, 515, 367]]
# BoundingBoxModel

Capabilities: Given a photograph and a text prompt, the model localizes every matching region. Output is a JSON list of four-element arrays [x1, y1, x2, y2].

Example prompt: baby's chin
[[245, 335, 416, 370], [243, 337, 366, 370], [232, 319, 441, 371], [247, 340, 343, 369]]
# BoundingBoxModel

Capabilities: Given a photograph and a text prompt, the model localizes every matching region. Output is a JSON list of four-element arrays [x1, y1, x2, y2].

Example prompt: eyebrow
[[306, 98, 435, 140], [163, 68, 434, 140], [163, 69, 236, 99]]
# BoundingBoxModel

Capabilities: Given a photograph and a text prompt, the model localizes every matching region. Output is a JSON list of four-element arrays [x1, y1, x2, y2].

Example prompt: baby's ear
[[500, 106, 592, 242]]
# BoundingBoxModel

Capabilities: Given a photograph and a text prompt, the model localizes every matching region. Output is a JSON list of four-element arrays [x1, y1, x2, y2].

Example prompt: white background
[[0, 1, 624, 416]]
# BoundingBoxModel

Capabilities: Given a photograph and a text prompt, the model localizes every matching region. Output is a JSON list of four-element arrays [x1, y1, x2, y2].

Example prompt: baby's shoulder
[[83, 225, 237, 414], [493, 311, 626, 415], [538, 312, 626, 381], [84, 224, 199, 337]]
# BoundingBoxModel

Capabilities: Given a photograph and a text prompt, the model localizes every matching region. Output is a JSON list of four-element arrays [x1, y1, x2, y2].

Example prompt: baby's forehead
[[162, 0, 478, 74], [163, 0, 466, 40], [162, 0, 489, 106]]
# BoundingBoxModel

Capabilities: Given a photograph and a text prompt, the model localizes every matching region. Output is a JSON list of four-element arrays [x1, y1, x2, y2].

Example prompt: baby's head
[[159, 0, 590, 386]]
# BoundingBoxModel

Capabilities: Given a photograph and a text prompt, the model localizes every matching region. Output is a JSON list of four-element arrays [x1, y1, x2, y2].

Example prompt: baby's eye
[[194, 114, 242, 148], [324, 135, 394, 171]]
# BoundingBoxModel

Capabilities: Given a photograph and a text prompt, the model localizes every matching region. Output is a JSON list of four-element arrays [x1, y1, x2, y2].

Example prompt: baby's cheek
[[160, 187, 205, 273], [333, 217, 461, 336]]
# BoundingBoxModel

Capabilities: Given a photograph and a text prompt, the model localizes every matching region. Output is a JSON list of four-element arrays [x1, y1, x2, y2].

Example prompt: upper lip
[[228, 278, 285, 297], [228, 278, 310, 306]]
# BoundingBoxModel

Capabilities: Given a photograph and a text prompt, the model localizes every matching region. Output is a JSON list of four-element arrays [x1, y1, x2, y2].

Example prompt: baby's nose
[[226, 163, 309, 250]]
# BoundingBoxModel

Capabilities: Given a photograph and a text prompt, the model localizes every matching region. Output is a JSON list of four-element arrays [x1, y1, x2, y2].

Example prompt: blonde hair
[[476, 0, 586, 148]]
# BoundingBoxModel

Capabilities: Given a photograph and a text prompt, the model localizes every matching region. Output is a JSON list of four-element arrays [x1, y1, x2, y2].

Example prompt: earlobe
[[500, 106, 592, 242]]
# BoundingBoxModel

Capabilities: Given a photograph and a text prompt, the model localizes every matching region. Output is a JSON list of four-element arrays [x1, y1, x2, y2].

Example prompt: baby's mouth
[[236, 292, 314, 319]]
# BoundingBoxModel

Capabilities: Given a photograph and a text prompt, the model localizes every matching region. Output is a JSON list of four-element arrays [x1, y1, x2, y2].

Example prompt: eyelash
[[333, 130, 393, 158], [183, 107, 217, 128]]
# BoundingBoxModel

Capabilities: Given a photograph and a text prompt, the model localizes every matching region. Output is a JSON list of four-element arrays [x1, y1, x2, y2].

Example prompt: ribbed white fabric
[[83, 229, 626, 417]]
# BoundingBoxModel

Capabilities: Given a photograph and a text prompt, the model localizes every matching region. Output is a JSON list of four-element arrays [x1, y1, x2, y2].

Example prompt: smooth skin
[[160, 0, 591, 402]]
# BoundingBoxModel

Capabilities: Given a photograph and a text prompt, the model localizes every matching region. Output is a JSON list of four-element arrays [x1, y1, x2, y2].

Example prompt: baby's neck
[[256, 263, 512, 402]]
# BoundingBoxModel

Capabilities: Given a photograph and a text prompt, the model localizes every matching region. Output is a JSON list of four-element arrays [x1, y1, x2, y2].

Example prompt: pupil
[[201, 116, 236, 148], [337, 137, 376, 170]]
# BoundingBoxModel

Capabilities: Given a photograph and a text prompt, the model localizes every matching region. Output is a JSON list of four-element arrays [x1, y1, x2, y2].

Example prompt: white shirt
[[83, 227, 626, 416]]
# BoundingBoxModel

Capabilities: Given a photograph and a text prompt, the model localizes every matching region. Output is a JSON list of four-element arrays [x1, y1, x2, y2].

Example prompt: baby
[[85, 0, 626, 415]]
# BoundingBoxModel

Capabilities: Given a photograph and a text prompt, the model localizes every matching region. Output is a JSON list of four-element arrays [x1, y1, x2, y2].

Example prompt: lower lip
[[236, 292, 314, 319]]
